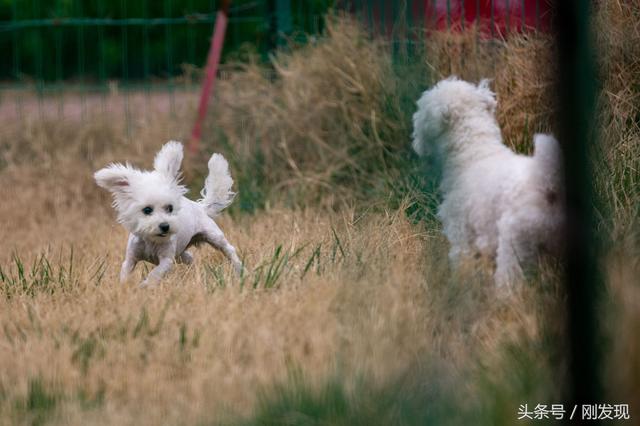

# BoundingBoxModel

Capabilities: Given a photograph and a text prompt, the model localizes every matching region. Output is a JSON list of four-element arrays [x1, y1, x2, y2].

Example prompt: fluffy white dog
[[411, 77, 565, 287], [95, 141, 242, 287]]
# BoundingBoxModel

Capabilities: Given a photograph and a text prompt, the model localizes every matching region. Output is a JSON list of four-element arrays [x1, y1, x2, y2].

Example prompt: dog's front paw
[[120, 271, 132, 284], [139, 275, 160, 288], [233, 261, 245, 276], [179, 251, 194, 265]]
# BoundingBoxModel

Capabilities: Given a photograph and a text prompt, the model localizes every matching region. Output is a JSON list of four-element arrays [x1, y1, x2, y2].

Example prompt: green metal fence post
[[12, 0, 23, 117], [32, 0, 44, 120], [188, 0, 196, 69], [379, 0, 384, 36], [165, 0, 176, 117], [143, 0, 151, 120], [367, 0, 374, 37], [406, 0, 414, 58], [121, 0, 131, 136], [77, 0, 86, 120], [55, 0, 63, 117], [98, 0, 106, 112], [555, 0, 603, 412], [276, 0, 293, 46], [392, 0, 397, 56]]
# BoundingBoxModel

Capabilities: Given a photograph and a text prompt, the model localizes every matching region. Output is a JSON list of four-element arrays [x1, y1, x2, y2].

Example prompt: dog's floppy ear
[[477, 79, 497, 113], [154, 140, 183, 179], [94, 163, 135, 193]]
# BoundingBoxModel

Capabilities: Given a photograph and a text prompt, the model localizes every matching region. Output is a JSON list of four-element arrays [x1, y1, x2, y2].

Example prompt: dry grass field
[[1, 4, 639, 425]]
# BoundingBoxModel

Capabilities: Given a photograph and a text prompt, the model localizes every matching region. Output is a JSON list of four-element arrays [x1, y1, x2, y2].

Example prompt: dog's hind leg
[[494, 218, 528, 289], [495, 243, 520, 289], [202, 223, 243, 274]]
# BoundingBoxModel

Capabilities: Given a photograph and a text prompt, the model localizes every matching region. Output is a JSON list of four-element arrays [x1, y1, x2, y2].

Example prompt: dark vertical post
[[490, 0, 494, 37], [55, 0, 63, 117], [266, 0, 276, 53], [296, 0, 302, 32], [188, 0, 195, 68], [505, 0, 510, 33], [277, 0, 293, 46], [98, 0, 106, 112], [379, 0, 385, 36], [367, 0, 374, 37], [122, 0, 131, 136], [406, 0, 413, 56], [32, 0, 44, 119], [232, 1, 239, 51], [143, 0, 151, 119], [77, 0, 86, 120], [267, 0, 292, 51], [11, 0, 23, 117], [392, 0, 398, 56], [555, 0, 602, 420], [432, 0, 437, 31], [165, 0, 176, 117]]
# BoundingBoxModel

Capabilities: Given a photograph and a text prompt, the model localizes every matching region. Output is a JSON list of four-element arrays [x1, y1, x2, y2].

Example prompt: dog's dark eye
[[165, 204, 174, 213], [142, 206, 153, 215]]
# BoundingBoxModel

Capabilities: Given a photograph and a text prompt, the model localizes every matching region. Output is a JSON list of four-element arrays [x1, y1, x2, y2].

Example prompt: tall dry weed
[[592, 1, 640, 412], [419, 27, 555, 149], [204, 16, 413, 208]]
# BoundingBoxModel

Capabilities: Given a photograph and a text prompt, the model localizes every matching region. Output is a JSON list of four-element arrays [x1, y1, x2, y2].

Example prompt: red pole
[[189, 0, 231, 154]]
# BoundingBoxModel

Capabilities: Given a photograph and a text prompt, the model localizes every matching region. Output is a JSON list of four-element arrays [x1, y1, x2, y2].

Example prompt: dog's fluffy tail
[[533, 133, 563, 188], [199, 153, 236, 218]]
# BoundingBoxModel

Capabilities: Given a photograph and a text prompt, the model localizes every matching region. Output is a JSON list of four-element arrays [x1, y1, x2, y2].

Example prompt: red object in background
[[419, 0, 553, 35], [352, 1, 553, 37], [189, 0, 231, 154]]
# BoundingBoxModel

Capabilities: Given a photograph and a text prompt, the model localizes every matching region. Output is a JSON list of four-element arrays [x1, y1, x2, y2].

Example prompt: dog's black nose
[[159, 223, 170, 233]]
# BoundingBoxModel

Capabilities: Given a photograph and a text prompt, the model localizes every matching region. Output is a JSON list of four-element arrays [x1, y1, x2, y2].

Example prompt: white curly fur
[[200, 153, 236, 217], [95, 141, 242, 287], [412, 77, 565, 288]]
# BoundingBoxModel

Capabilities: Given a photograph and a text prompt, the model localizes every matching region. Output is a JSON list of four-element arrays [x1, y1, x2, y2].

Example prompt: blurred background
[[0, 0, 553, 123], [1, 2, 638, 425]]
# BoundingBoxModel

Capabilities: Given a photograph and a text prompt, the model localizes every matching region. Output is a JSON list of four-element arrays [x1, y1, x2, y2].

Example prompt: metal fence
[[0, 0, 550, 123], [0, 0, 332, 122]]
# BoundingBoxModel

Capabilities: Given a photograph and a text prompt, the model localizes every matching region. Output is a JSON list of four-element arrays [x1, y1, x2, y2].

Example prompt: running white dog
[[95, 141, 242, 287], [411, 77, 565, 287]]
